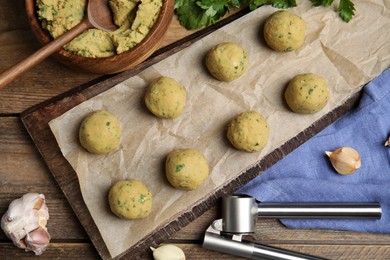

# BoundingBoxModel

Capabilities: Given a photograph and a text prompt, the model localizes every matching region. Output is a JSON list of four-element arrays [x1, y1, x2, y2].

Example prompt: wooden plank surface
[[1, 1, 390, 259]]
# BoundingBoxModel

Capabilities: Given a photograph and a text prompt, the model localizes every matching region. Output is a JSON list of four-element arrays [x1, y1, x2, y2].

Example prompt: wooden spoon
[[0, 0, 117, 90]]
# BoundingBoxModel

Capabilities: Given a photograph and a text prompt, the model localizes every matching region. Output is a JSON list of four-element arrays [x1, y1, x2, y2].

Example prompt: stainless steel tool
[[203, 194, 382, 260]]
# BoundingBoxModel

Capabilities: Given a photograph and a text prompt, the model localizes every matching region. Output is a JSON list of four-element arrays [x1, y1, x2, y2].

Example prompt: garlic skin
[[24, 226, 51, 255], [1, 193, 51, 255], [151, 244, 186, 260], [325, 147, 361, 175]]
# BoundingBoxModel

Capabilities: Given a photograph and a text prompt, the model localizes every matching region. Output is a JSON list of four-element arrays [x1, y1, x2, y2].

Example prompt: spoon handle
[[0, 19, 91, 90]]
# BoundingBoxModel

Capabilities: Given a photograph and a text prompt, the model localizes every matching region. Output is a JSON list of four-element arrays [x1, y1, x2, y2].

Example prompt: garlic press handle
[[203, 226, 324, 260], [257, 202, 382, 219], [222, 195, 381, 234]]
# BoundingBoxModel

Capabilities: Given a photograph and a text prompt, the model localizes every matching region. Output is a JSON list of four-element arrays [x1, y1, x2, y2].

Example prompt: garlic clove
[[151, 244, 186, 260], [24, 226, 51, 255], [385, 137, 390, 147], [325, 146, 361, 175], [1, 193, 50, 255]]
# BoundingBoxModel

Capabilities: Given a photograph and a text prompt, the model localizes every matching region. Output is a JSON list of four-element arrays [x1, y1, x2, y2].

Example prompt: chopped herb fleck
[[139, 194, 147, 204], [176, 164, 185, 172]]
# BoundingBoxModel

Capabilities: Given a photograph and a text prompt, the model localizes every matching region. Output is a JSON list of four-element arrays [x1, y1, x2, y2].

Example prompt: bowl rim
[[25, 0, 174, 67]]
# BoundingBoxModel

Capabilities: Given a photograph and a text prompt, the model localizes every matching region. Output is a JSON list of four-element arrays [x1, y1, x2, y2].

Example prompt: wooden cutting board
[[20, 8, 361, 260]]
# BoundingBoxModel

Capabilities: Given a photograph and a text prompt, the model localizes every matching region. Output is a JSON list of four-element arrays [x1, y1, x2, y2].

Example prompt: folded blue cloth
[[238, 68, 390, 233]]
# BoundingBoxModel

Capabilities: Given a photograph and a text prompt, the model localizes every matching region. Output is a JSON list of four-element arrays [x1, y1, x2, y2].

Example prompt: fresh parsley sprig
[[337, 0, 355, 23], [174, 0, 356, 30], [310, 0, 355, 22], [174, 0, 238, 29], [249, 0, 297, 11]]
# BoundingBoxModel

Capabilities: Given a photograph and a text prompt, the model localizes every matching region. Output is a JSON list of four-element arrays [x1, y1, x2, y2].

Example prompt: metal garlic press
[[203, 194, 382, 260]]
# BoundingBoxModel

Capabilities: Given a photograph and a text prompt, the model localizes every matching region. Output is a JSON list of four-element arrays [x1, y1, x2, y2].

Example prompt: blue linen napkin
[[237, 68, 390, 233]]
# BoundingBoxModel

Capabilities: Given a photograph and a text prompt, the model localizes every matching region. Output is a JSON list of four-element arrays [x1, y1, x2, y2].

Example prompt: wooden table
[[1, 1, 390, 259]]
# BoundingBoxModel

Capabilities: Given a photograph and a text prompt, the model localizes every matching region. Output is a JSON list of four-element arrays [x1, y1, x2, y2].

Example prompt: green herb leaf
[[248, 0, 268, 11], [197, 0, 229, 22], [271, 0, 297, 9], [309, 0, 334, 7], [338, 0, 355, 23], [310, 0, 355, 22], [174, 0, 231, 29], [249, 0, 296, 12], [174, 0, 210, 29], [230, 0, 245, 8], [175, 0, 355, 30]]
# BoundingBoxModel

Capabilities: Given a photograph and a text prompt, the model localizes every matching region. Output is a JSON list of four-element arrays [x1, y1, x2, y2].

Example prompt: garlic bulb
[[325, 147, 361, 175], [1, 193, 51, 255], [151, 244, 186, 260]]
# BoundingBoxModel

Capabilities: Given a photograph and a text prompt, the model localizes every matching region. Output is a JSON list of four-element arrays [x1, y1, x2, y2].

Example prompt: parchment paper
[[49, 0, 390, 257]]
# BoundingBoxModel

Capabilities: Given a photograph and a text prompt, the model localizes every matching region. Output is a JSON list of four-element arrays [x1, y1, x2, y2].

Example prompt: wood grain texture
[[1, 242, 390, 260]]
